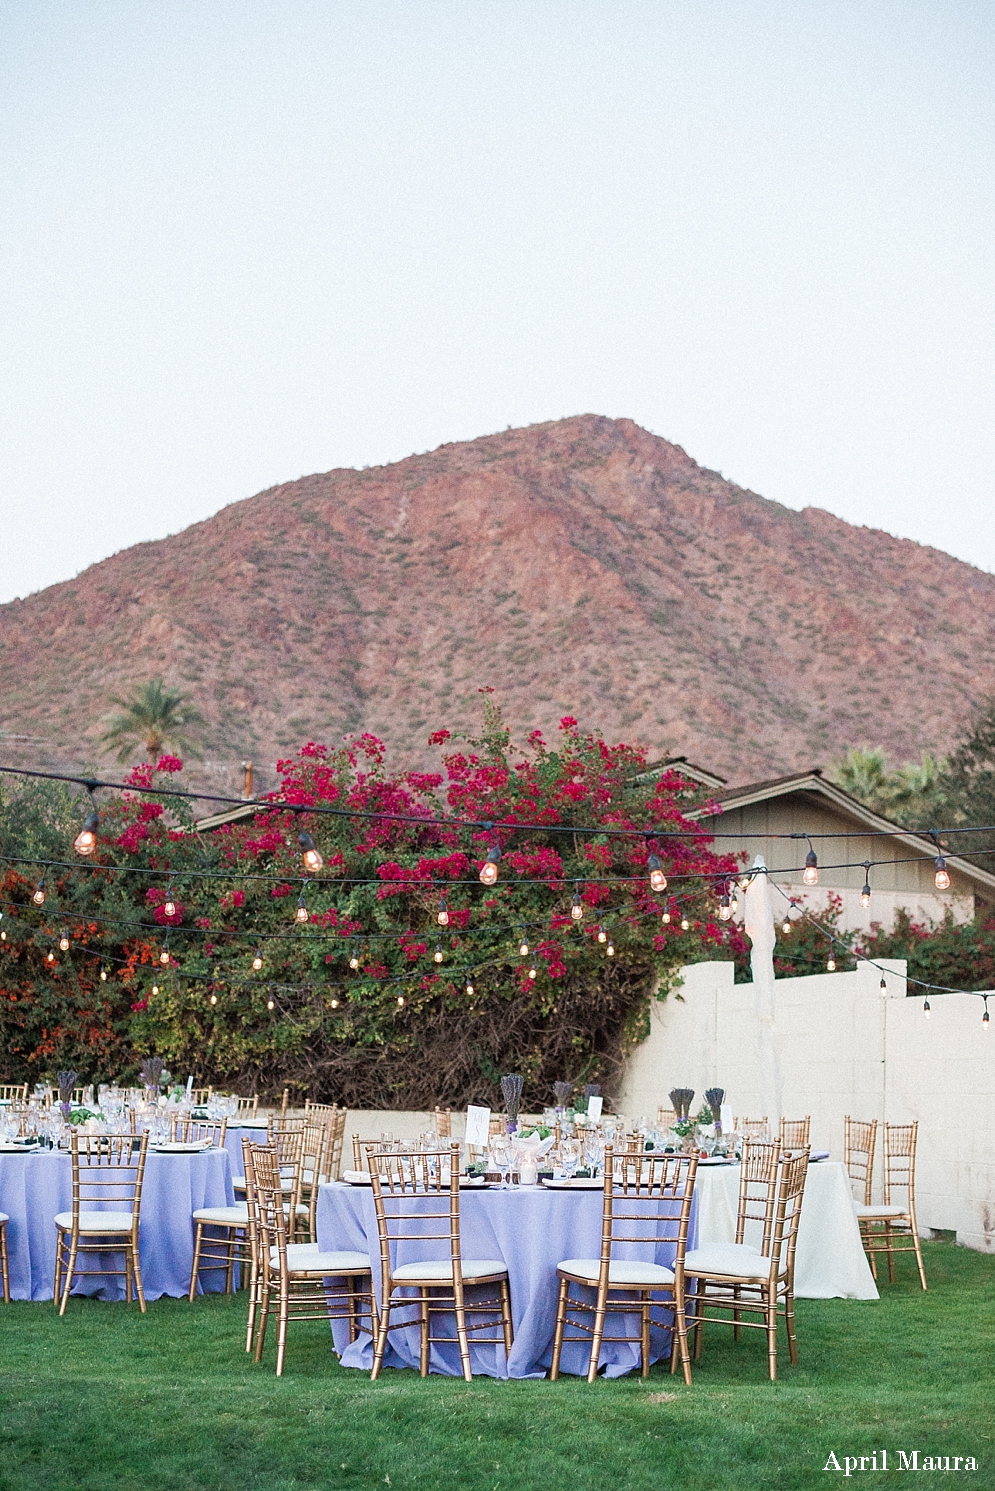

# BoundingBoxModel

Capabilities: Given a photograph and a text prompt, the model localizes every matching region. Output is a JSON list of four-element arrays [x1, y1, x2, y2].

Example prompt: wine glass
[[559, 1138, 580, 1181], [489, 1136, 513, 1188], [583, 1132, 604, 1177]]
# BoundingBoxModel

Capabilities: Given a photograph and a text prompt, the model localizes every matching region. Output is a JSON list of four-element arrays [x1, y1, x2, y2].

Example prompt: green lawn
[[0, 1242, 991, 1491]]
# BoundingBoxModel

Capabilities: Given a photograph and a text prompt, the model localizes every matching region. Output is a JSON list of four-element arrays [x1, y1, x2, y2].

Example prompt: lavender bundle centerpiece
[[501, 1073, 524, 1135], [141, 1056, 164, 1104], [57, 1068, 77, 1123], [669, 1088, 695, 1121], [553, 1081, 573, 1114], [704, 1087, 725, 1134]]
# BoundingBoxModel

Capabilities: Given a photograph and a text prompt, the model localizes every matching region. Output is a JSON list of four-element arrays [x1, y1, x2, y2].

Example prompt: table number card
[[464, 1105, 492, 1148], [720, 1103, 734, 1134], [586, 1094, 603, 1123]]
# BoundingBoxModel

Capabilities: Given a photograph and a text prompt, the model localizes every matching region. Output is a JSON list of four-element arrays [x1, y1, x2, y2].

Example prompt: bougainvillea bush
[[0, 704, 752, 1108]]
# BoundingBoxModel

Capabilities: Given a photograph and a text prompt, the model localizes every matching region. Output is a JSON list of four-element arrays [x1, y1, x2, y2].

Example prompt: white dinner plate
[[542, 1177, 604, 1190], [342, 1170, 372, 1185], [0, 1142, 39, 1153], [150, 1141, 215, 1153], [697, 1156, 739, 1166], [808, 1151, 831, 1163]]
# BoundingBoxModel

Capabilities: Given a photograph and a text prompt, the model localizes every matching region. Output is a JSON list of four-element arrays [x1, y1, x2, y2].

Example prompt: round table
[[0, 1146, 234, 1301], [222, 1122, 270, 1179], [316, 1180, 697, 1379]]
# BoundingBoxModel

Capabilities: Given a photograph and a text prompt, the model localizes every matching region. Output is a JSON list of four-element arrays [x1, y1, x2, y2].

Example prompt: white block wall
[[617, 960, 995, 1252]]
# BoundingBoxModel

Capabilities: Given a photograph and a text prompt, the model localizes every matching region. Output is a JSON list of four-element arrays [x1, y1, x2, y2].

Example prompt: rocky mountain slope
[[2, 415, 993, 796]]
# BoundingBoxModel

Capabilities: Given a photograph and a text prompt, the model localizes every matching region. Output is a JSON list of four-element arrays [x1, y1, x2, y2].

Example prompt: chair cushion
[[684, 1244, 778, 1279], [0, 1212, 8, 1224], [855, 1203, 908, 1218], [557, 1257, 676, 1286], [269, 1244, 371, 1273], [192, 1205, 249, 1225], [54, 1210, 135, 1233], [232, 1176, 246, 1190], [392, 1258, 507, 1282]]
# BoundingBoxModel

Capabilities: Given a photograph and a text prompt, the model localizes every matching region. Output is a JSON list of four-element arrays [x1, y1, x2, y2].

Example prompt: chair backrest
[[244, 1142, 291, 1274], [735, 1139, 780, 1254], [882, 1121, 919, 1211], [779, 1117, 811, 1149], [488, 1114, 506, 1138], [844, 1116, 877, 1205], [235, 1095, 259, 1116], [264, 1122, 306, 1213], [598, 1148, 697, 1285], [303, 1101, 346, 1179], [172, 1116, 227, 1146], [735, 1117, 769, 1140], [768, 1148, 810, 1283], [433, 1106, 452, 1138], [191, 1087, 212, 1106], [0, 1083, 28, 1103], [69, 1130, 149, 1225], [656, 1106, 677, 1131], [367, 1143, 464, 1296]]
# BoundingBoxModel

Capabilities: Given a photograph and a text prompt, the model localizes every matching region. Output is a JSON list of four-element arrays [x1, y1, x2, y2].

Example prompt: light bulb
[[164, 892, 176, 918], [210, 992, 217, 1005], [1, 930, 6, 940], [252, 950, 263, 970], [647, 854, 667, 893], [465, 980, 474, 996], [349, 950, 360, 970], [860, 883, 871, 909], [923, 999, 931, 1019], [100, 967, 107, 981], [680, 917, 690, 931], [803, 849, 819, 886], [880, 978, 887, 993], [59, 931, 70, 951], [267, 998, 275, 1010], [434, 943, 444, 963], [827, 955, 836, 972], [437, 899, 449, 926], [479, 846, 501, 886], [607, 940, 615, 957], [571, 892, 583, 922], [159, 947, 170, 965], [597, 926, 606, 944], [934, 857, 950, 891], [151, 984, 159, 995], [46, 951, 55, 963], [296, 899, 309, 923], [730, 893, 739, 915], [299, 833, 324, 872], [397, 995, 405, 1007], [662, 911, 671, 925], [529, 960, 537, 980], [983, 1001, 990, 1031], [782, 919, 791, 935], [330, 998, 339, 1009], [33, 882, 45, 906], [74, 811, 100, 856], [718, 899, 732, 922], [519, 937, 529, 956]]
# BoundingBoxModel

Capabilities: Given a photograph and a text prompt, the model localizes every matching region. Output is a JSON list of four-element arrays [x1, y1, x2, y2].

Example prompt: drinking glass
[[489, 1136, 513, 1188], [559, 1138, 580, 1181], [583, 1132, 604, 1176]]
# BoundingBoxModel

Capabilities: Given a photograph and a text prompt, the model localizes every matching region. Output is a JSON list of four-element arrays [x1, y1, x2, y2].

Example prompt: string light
[[827, 955, 836, 972], [662, 911, 671, 925], [923, 997, 931, 1019], [151, 984, 159, 995], [597, 925, 606, 944], [100, 967, 107, 981], [803, 844, 819, 887], [860, 864, 872, 910], [163, 885, 176, 918], [33, 881, 45, 906], [298, 833, 324, 873], [647, 853, 667, 893], [718, 883, 733, 921], [0, 930, 6, 941], [437, 897, 449, 927], [529, 955, 537, 980], [330, 997, 339, 1009], [252, 949, 263, 970], [210, 992, 218, 1005], [519, 932, 530, 956], [984, 997, 990, 1032], [296, 884, 309, 923], [880, 977, 887, 993], [934, 856, 950, 891], [571, 886, 584, 922], [74, 810, 100, 857], [606, 936, 615, 957], [465, 974, 475, 996], [680, 916, 690, 931], [46, 951, 55, 964], [267, 997, 275, 1010], [59, 930, 70, 951], [349, 945, 360, 970], [730, 888, 740, 916], [433, 942, 444, 963], [397, 995, 405, 1007], [781, 917, 792, 935], [159, 938, 171, 965], [479, 845, 501, 886]]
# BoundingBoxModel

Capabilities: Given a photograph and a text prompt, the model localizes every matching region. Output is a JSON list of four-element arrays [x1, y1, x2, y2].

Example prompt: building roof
[[690, 768, 995, 894], [628, 757, 727, 790]]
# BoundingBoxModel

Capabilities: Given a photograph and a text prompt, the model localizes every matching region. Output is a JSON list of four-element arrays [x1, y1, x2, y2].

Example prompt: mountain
[[2, 415, 994, 796]]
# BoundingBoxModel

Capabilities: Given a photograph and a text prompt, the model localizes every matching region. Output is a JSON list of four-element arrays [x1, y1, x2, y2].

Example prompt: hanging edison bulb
[[1, 930, 7, 941], [730, 889, 740, 916], [528, 956, 537, 980], [298, 832, 324, 873], [252, 949, 263, 970], [33, 881, 46, 906], [519, 933, 529, 956], [479, 846, 501, 886], [827, 954, 836, 972], [434, 942, 444, 964], [296, 893, 309, 924], [782, 917, 792, 934], [662, 910, 671, 925], [647, 854, 667, 893], [934, 856, 950, 891], [923, 998, 931, 1019], [100, 966, 107, 981], [74, 811, 100, 856], [159, 944, 170, 965], [163, 886, 176, 918], [597, 925, 606, 943], [984, 998, 990, 1031], [267, 997, 275, 1010], [151, 984, 159, 996], [210, 992, 218, 1005], [397, 994, 405, 1007], [803, 848, 819, 886], [680, 916, 690, 932], [437, 897, 449, 927], [349, 947, 360, 970], [46, 951, 56, 964], [571, 889, 583, 922], [465, 978, 474, 996], [718, 887, 733, 922], [330, 998, 339, 1009], [606, 937, 615, 957], [59, 930, 70, 951]]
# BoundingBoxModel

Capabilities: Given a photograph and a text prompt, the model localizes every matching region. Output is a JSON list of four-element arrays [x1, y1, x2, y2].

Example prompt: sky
[[1, 1, 992, 605]]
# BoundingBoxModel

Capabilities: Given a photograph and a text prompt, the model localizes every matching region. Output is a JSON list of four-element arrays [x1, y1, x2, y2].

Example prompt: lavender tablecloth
[[316, 1181, 697, 1379], [222, 1123, 270, 1178], [0, 1146, 234, 1301]]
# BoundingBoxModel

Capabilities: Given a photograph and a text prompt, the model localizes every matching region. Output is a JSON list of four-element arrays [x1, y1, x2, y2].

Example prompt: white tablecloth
[[695, 1160, 878, 1300]]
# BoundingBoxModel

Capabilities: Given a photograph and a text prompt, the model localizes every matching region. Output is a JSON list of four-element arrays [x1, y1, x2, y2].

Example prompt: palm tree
[[100, 679, 205, 763]]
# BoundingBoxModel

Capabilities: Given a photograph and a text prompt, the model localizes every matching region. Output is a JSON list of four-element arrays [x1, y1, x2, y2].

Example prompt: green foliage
[[862, 907, 995, 993], [99, 677, 205, 762], [828, 747, 949, 826], [733, 893, 856, 982]]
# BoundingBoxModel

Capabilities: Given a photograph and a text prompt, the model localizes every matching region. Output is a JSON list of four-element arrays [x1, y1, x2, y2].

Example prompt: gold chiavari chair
[[190, 1087, 212, 1106], [303, 1101, 348, 1182], [656, 1106, 677, 1131], [172, 1117, 227, 1146], [778, 1117, 811, 1149], [368, 1143, 513, 1382], [0, 1212, 9, 1302], [433, 1107, 452, 1139], [550, 1150, 698, 1384], [844, 1117, 877, 1207], [295, 1119, 331, 1243], [735, 1116, 769, 1140], [0, 1083, 28, 1103], [855, 1121, 927, 1289], [245, 1142, 375, 1377], [54, 1131, 150, 1315], [235, 1095, 259, 1116], [684, 1145, 809, 1380]]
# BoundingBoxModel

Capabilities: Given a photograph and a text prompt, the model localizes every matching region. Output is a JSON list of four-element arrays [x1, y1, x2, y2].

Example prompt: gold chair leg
[[0, 1224, 8, 1303], [53, 1229, 63, 1304], [419, 1293, 431, 1377], [500, 1277, 513, 1356], [785, 1289, 798, 1366], [275, 1282, 289, 1377], [732, 1282, 741, 1339], [587, 1293, 608, 1384], [188, 1221, 205, 1302], [370, 1290, 393, 1380], [766, 1294, 778, 1382], [640, 1291, 651, 1378], [885, 1223, 895, 1283], [912, 1226, 928, 1291], [132, 1239, 146, 1312], [59, 1236, 79, 1316], [549, 1276, 569, 1380], [254, 1280, 271, 1363], [673, 1293, 693, 1386], [452, 1287, 473, 1384]]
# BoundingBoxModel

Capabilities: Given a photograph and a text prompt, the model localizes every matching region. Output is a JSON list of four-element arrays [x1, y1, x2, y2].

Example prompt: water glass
[[489, 1136, 513, 1188], [559, 1138, 580, 1181]]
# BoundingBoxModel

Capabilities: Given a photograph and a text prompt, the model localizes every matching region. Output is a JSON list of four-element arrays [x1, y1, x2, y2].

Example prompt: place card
[[720, 1103, 734, 1133], [586, 1094, 603, 1122], [464, 1105, 491, 1148]]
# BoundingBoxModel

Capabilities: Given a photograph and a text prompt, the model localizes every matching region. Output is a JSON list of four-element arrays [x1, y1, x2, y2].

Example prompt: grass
[[0, 1243, 991, 1491]]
